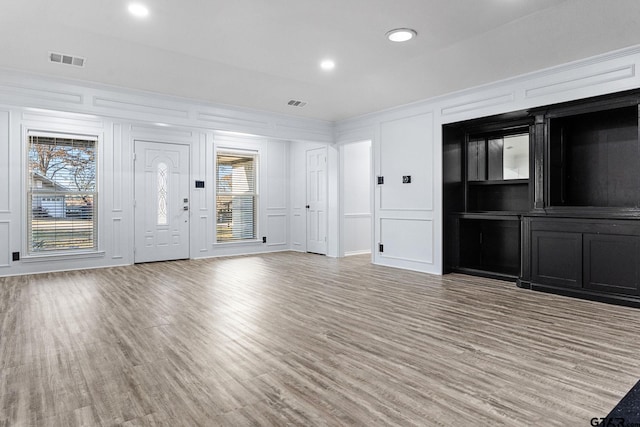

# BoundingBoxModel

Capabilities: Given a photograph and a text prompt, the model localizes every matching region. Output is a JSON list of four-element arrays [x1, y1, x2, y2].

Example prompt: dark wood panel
[[531, 231, 582, 289], [443, 125, 465, 273], [584, 233, 640, 295], [443, 115, 531, 278], [459, 218, 482, 269], [467, 138, 486, 181], [467, 183, 529, 212]]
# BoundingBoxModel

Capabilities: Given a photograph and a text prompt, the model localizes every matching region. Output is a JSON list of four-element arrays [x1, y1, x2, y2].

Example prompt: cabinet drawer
[[531, 231, 582, 288]]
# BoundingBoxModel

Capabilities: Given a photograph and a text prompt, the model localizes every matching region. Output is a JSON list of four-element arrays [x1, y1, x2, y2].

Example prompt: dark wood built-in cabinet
[[444, 89, 640, 307], [444, 113, 532, 280]]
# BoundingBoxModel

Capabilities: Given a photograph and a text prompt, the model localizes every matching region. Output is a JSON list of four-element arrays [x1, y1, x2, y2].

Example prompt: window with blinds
[[216, 151, 258, 242], [27, 134, 97, 254]]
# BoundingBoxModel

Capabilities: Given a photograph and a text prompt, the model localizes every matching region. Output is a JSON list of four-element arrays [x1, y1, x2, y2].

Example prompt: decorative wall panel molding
[[441, 93, 515, 117], [379, 113, 433, 212], [93, 97, 190, 119], [112, 123, 123, 212], [196, 111, 271, 130], [344, 213, 372, 218], [0, 83, 83, 105], [274, 121, 333, 139], [0, 221, 11, 267], [199, 216, 209, 252], [267, 214, 287, 246], [129, 124, 194, 139], [0, 110, 10, 213], [525, 64, 636, 99], [111, 218, 123, 259], [379, 218, 433, 264], [196, 133, 208, 212], [291, 210, 304, 248], [266, 140, 288, 210], [21, 110, 104, 129]]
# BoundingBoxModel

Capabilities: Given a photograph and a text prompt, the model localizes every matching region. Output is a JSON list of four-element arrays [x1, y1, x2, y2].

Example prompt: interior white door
[[134, 141, 190, 263], [306, 147, 327, 255]]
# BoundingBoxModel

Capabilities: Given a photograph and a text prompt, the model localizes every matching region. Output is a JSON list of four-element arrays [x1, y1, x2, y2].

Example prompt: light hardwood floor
[[1, 252, 640, 426]]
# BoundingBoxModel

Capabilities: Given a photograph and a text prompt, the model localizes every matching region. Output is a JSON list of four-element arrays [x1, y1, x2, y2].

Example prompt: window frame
[[24, 129, 101, 258], [214, 147, 260, 244]]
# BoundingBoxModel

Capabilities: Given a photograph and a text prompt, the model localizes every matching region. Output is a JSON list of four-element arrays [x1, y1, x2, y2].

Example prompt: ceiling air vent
[[287, 99, 307, 108], [49, 52, 85, 68]]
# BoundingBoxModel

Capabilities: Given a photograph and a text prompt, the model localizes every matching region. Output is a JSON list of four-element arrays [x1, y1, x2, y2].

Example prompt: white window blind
[[27, 134, 97, 254], [216, 151, 258, 242]]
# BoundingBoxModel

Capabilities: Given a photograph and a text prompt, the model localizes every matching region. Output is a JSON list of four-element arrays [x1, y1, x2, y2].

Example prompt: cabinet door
[[531, 231, 582, 288], [584, 234, 640, 295]]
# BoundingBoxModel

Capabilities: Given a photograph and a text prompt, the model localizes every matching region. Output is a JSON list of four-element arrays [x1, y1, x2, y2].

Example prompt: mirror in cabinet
[[467, 131, 529, 182], [466, 128, 531, 213], [503, 134, 529, 180]]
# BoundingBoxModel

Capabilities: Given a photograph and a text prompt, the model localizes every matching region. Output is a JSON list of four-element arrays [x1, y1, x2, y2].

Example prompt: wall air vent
[[49, 52, 85, 68], [287, 99, 307, 108]]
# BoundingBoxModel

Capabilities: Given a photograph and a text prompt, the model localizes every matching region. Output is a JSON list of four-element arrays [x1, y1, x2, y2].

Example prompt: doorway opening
[[340, 140, 372, 257]]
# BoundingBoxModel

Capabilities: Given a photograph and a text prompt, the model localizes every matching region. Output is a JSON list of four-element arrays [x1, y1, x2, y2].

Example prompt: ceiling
[[1, 0, 640, 122]]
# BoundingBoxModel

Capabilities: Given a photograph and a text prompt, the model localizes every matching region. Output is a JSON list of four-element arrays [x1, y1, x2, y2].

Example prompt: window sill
[[213, 239, 263, 247], [21, 250, 106, 263]]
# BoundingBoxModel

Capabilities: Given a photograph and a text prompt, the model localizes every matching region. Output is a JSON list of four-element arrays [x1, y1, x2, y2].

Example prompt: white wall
[[376, 113, 435, 271], [341, 140, 371, 256], [0, 72, 332, 277]]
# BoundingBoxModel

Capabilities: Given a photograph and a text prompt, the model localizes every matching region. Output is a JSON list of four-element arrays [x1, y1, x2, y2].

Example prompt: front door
[[134, 141, 190, 263], [306, 147, 327, 255]]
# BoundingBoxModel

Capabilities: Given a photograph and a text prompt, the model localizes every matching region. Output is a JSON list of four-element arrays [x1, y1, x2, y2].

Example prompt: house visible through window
[[27, 133, 97, 254], [216, 151, 257, 242]]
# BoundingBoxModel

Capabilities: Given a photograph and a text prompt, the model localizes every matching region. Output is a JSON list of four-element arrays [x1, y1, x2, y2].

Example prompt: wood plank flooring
[[2, 252, 640, 426]]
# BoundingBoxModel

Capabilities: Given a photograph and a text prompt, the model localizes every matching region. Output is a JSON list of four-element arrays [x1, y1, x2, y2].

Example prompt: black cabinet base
[[451, 267, 518, 283], [527, 282, 640, 309]]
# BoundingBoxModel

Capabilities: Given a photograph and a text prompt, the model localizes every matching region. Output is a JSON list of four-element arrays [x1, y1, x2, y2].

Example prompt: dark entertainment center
[[443, 89, 640, 307]]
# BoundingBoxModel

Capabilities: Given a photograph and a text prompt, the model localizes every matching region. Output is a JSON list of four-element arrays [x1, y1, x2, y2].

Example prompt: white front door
[[306, 147, 327, 255], [134, 141, 190, 263]]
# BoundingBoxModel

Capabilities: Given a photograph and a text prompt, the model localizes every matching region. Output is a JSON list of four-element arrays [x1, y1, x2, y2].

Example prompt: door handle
[[183, 206, 189, 211], [306, 205, 310, 209]]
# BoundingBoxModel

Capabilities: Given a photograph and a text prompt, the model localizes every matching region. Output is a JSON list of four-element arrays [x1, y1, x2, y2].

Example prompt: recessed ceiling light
[[320, 59, 335, 71], [386, 28, 417, 42], [128, 3, 149, 18]]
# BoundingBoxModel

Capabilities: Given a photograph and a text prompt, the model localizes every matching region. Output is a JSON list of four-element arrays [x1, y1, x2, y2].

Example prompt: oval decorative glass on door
[[157, 162, 168, 225]]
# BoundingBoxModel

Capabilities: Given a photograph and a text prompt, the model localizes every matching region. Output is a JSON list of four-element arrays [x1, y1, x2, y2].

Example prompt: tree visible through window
[[28, 134, 97, 253], [216, 152, 257, 242]]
